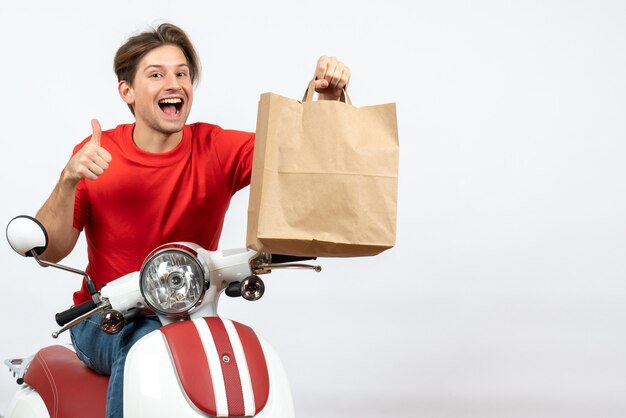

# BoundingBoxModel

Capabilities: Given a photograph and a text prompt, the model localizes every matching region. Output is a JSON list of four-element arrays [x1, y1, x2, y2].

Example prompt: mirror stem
[[29, 250, 101, 304]]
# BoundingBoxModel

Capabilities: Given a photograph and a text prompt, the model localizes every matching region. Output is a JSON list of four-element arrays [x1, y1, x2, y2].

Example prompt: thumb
[[90, 119, 102, 145], [314, 79, 329, 91]]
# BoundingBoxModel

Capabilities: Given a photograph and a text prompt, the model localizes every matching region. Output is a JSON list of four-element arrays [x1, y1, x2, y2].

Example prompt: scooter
[[4, 215, 321, 418]]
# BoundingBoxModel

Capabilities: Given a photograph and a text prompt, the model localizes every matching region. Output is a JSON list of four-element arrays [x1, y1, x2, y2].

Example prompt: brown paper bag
[[246, 79, 399, 257]]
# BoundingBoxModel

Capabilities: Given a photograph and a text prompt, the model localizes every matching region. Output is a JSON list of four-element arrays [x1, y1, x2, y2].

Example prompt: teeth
[[159, 98, 182, 104]]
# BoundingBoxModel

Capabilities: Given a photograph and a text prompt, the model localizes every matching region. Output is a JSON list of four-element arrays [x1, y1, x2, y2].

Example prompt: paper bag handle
[[302, 78, 352, 105]]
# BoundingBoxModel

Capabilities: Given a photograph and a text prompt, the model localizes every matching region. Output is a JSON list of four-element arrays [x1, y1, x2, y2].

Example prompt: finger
[[314, 55, 330, 82], [96, 146, 113, 164], [332, 66, 351, 92], [73, 163, 99, 181], [81, 170, 99, 181], [322, 57, 338, 85], [340, 66, 351, 89], [315, 56, 338, 93], [329, 63, 346, 89], [90, 119, 102, 145], [85, 160, 105, 177], [76, 144, 109, 174], [91, 153, 110, 171], [315, 79, 329, 90]]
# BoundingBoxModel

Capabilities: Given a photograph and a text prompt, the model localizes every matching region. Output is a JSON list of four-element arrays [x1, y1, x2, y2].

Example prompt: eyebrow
[[143, 64, 190, 71]]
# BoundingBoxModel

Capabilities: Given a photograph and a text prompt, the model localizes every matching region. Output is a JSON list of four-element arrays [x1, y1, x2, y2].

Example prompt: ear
[[118, 80, 134, 105]]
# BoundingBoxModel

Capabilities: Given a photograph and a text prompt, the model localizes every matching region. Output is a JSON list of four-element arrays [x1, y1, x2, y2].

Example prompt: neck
[[132, 123, 183, 153]]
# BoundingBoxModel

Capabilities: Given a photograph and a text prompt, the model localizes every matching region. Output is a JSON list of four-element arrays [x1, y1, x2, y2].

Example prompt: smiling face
[[119, 44, 193, 139]]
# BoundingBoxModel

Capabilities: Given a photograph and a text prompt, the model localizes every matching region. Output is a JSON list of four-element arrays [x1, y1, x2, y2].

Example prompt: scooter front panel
[[160, 317, 269, 417], [124, 317, 291, 417], [232, 321, 271, 412], [124, 331, 204, 417]]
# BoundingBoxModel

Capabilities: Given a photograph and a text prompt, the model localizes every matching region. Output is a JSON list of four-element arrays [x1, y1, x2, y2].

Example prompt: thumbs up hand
[[62, 119, 113, 184]]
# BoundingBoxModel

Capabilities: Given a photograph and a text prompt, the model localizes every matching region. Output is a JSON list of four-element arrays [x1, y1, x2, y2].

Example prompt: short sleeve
[[214, 129, 255, 194]]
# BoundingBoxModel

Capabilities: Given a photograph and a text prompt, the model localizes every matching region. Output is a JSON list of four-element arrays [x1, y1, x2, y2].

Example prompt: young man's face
[[123, 45, 194, 136]]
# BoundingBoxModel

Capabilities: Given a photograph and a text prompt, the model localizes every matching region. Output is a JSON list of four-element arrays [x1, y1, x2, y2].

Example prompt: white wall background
[[1, 1, 625, 417]]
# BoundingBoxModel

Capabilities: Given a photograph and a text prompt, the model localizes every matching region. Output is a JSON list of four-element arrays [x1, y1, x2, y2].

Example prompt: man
[[35, 23, 350, 418]]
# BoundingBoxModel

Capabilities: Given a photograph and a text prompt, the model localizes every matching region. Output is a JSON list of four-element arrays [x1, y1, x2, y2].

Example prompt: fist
[[314, 56, 351, 100], [63, 119, 112, 183]]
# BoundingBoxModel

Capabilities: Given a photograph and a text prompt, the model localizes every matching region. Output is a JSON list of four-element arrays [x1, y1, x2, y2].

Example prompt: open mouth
[[158, 98, 183, 117]]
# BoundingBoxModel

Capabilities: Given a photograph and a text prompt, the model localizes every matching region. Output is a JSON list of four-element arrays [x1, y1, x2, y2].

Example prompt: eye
[[150, 73, 163, 78], [177, 71, 188, 78]]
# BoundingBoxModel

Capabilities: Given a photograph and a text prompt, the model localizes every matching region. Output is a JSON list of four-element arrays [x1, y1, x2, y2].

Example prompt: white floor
[[296, 396, 626, 418]]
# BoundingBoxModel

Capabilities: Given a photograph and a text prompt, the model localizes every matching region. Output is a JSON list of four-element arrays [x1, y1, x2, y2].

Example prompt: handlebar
[[55, 300, 97, 326], [270, 254, 317, 264], [252, 253, 321, 274], [52, 252, 313, 328]]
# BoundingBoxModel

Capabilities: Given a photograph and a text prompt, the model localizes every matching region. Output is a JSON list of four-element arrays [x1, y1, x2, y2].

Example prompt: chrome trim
[[31, 251, 102, 305], [139, 245, 208, 317], [5, 355, 34, 385], [253, 263, 322, 275], [144, 243, 199, 260]]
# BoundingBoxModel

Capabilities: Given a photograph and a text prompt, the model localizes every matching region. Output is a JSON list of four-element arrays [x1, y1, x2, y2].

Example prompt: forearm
[[35, 174, 80, 263], [35, 120, 109, 262]]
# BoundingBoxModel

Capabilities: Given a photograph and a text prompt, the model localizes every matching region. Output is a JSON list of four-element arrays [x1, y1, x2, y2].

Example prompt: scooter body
[[3, 217, 317, 418], [124, 321, 293, 418], [5, 384, 48, 418], [6, 327, 293, 418]]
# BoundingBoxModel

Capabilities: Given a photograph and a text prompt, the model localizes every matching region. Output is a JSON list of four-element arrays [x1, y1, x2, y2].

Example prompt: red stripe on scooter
[[161, 322, 217, 416], [233, 321, 270, 414], [206, 317, 245, 416]]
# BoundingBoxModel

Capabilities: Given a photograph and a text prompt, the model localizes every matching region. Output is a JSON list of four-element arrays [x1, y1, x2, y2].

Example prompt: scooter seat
[[24, 345, 108, 418]]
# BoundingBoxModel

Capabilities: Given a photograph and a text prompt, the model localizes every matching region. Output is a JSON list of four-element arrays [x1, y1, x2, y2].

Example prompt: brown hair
[[114, 23, 201, 114]]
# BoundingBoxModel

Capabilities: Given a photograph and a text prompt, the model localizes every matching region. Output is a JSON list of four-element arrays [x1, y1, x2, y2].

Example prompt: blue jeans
[[69, 313, 162, 418]]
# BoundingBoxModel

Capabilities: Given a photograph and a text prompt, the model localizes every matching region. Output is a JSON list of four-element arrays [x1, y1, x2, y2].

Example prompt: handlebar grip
[[55, 300, 97, 326], [271, 254, 317, 264]]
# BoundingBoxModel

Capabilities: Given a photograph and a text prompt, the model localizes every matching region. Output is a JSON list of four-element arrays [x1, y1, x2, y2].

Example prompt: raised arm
[[35, 119, 112, 262]]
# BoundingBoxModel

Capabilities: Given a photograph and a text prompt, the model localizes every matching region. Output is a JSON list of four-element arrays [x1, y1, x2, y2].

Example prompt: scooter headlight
[[140, 244, 208, 317]]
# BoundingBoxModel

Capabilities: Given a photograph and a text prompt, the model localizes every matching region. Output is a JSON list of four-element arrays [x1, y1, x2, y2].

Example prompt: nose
[[163, 72, 183, 91]]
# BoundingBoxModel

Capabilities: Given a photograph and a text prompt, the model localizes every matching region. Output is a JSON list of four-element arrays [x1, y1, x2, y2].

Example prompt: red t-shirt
[[72, 122, 254, 305]]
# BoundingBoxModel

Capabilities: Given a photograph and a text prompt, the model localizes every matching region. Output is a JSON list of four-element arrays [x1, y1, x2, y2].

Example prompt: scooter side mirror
[[6, 215, 48, 257]]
